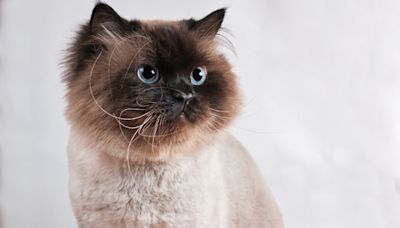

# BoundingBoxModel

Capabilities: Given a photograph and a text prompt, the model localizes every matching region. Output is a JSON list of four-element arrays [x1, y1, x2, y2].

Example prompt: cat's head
[[64, 3, 240, 161]]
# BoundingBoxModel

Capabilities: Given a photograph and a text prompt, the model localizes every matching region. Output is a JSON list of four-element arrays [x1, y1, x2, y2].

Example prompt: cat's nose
[[173, 92, 194, 105]]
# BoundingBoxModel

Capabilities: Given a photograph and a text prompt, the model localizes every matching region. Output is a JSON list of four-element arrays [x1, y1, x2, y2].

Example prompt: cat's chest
[[68, 139, 225, 227], [74, 161, 203, 227]]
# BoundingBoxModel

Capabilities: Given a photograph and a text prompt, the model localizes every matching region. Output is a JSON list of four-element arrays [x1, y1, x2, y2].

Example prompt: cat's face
[[64, 3, 240, 161]]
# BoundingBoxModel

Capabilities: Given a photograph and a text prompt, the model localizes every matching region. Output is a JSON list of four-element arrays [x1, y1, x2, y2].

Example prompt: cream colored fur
[[68, 128, 284, 228]]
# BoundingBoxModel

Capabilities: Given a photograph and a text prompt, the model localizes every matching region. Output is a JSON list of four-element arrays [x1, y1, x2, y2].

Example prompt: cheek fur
[[64, 16, 241, 160], [198, 73, 230, 109]]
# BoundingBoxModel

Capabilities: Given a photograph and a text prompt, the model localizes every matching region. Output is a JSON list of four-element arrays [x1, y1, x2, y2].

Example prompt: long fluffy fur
[[64, 3, 284, 227]]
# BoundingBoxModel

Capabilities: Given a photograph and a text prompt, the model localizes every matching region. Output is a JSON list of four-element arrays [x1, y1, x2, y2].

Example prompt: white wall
[[1, 0, 399, 227]]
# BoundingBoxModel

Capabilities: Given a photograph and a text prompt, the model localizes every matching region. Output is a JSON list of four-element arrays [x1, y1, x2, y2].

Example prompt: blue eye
[[137, 65, 159, 84], [190, 66, 207, 86]]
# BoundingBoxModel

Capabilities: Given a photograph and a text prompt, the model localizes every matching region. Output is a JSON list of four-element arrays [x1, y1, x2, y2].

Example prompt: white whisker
[[122, 41, 151, 83], [125, 114, 153, 178]]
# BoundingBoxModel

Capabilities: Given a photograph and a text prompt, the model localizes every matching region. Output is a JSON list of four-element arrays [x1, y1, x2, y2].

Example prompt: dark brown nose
[[172, 92, 194, 106]]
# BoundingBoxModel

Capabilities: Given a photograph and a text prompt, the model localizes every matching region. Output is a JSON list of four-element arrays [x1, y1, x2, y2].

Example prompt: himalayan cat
[[63, 2, 284, 228]]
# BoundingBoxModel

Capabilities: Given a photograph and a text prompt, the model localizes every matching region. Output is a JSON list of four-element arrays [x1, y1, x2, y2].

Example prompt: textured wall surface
[[0, 0, 399, 227]]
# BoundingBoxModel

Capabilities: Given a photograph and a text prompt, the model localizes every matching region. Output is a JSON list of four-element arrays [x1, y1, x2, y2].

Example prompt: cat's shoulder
[[215, 131, 250, 158]]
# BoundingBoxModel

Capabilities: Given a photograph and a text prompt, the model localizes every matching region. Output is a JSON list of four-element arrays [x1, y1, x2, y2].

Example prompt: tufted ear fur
[[63, 2, 143, 81], [187, 8, 226, 38], [89, 2, 135, 35]]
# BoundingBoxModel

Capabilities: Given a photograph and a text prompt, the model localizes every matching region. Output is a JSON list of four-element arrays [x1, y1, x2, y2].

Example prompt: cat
[[63, 2, 284, 228]]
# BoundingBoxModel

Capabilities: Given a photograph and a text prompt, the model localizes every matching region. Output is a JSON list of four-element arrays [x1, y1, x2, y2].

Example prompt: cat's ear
[[89, 3, 130, 35], [187, 8, 226, 38]]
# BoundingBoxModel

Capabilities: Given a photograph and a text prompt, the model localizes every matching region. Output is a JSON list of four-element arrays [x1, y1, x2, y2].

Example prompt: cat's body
[[68, 128, 282, 228], [64, 3, 283, 227]]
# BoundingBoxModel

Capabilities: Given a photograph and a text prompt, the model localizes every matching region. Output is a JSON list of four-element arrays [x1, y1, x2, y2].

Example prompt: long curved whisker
[[122, 41, 151, 83], [151, 115, 161, 153], [208, 112, 231, 120], [119, 108, 154, 121], [125, 114, 153, 178], [89, 50, 150, 122], [117, 108, 156, 142], [108, 37, 130, 97], [209, 107, 229, 113]]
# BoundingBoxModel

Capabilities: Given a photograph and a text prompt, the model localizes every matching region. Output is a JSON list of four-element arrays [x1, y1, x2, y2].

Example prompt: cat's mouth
[[162, 95, 202, 124], [179, 103, 201, 123], [118, 103, 202, 142]]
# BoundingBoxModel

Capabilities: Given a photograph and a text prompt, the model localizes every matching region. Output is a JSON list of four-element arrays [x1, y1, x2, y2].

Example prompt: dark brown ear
[[187, 8, 226, 38], [89, 2, 130, 35]]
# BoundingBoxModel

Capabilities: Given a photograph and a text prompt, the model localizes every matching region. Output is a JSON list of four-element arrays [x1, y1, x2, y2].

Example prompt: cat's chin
[[177, 112, 197, 124], [89, 120, 215, 163]]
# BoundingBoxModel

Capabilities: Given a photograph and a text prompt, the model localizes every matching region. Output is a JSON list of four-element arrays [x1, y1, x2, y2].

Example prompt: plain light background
[[1, 0, 399, 227]]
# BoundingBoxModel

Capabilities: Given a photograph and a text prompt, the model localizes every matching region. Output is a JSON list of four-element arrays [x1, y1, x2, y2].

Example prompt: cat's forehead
[[139, 21, 207, 69], [104, 20, 215, 72], [143, 21, 197, 51]]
